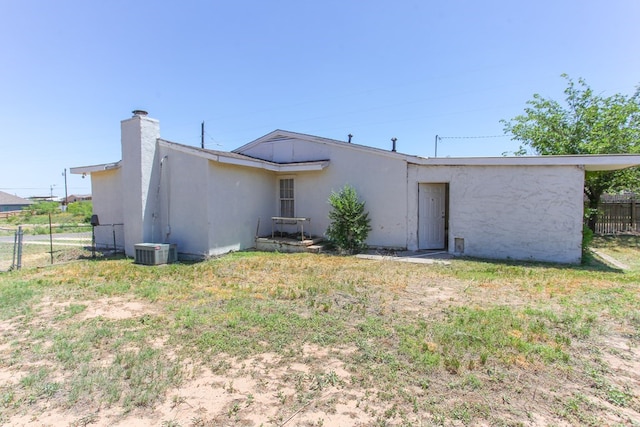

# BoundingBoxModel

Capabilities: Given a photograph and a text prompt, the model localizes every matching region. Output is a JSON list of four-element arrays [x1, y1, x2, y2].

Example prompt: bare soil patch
[[1, 251, 639, 426]]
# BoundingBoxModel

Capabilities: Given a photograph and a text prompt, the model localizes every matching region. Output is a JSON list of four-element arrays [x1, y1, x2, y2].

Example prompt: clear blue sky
[[1, 0, 639, 198]]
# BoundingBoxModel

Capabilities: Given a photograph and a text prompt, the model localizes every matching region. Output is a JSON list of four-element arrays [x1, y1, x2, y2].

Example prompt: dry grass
[[0, 242, 639, 426], [591, 234, 640, 270]]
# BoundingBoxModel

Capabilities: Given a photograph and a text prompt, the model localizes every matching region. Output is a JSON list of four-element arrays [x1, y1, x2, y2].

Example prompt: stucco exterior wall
[[90, 169, 124, 250], [207, 162, 274, 256], [152, 145, 210, 257], [242, 137, 331, 163], [407, 164, 585, 263], [120, 114, 160, 256], [267, 140, 408, 248], [77, 114, 640, 265]]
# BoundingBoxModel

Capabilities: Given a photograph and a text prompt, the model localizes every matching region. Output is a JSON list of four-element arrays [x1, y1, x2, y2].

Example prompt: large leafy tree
[[502, 74, 640, 229]]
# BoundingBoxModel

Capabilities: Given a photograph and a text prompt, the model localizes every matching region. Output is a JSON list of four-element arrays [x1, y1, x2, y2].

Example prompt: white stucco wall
[[120, 114, 160, 256], [207, 162, 274, 256], [151, 145, 210, 257], [294, 146, 408, 248], [242, 137, 331, 163], [146, 147, 275, 258], [90, 169, 124, 250], [407, 164, 585, 263], [81, 116, 611, 264], [242, 136, 409, 248]]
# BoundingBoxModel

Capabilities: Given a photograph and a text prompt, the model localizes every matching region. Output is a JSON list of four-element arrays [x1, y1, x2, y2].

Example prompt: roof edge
[[232, 129, 410, 160], [159, 139, 330, 172], [409, 154, 640, 171], [70, 161, 121, 174]]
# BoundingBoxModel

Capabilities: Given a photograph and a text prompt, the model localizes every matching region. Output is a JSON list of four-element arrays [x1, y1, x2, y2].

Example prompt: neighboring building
[[0, 191, 33, 212], [71, 111, 640, 264], [64, 194, 92, 204]]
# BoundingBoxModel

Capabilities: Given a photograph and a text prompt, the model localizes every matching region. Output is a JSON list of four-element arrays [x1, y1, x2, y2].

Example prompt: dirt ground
[[2, 276, 639, 426]]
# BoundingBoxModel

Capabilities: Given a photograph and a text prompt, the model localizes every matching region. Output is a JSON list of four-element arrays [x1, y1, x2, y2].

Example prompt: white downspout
[[152, 155, 169, 242]]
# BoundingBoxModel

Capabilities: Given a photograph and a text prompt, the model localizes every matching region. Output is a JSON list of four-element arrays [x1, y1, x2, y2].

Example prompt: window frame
[[278, 177, 295, 218]]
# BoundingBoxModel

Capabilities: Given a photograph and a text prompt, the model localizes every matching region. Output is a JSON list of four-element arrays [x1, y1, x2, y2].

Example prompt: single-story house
[[0, 191, 33, 212], [64, 194, 92, 204], [71, 111, 640, 264]]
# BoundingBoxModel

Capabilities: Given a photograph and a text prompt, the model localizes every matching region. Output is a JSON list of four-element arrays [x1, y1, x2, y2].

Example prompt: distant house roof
[[65, 194, 92, 203], [0, 191, 33, 206]]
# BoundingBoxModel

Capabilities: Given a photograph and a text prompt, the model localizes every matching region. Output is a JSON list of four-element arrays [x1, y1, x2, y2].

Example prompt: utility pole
[[62, 168, 68, 209], [201, 121, 205, 149], [435, 135, 441, 157]]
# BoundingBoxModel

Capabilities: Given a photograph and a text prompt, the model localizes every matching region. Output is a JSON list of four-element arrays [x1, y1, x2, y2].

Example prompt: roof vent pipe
[[391, 137, 397, 152], [348, 134, 353, 143], [132, 110, 148, 117]]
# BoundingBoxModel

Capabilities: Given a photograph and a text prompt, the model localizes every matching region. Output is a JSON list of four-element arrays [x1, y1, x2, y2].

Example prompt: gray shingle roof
[[0, 191, 33, 206]]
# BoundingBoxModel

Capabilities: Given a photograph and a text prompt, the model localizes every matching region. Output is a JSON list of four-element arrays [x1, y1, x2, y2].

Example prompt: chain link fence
[[0, 226, 20, 271], [0, 224, 95, 271]]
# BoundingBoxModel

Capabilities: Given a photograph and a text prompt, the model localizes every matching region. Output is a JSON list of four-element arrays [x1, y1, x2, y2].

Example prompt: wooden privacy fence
[[589, 194, 640, 234]]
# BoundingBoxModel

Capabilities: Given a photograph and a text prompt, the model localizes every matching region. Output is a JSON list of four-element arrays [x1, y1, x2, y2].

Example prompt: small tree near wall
[[326, 185, 371, 254]]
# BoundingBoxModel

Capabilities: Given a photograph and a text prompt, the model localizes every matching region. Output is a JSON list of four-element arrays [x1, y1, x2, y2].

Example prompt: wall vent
[[134, 243, 177, 265], [454, 238, 464, 254]]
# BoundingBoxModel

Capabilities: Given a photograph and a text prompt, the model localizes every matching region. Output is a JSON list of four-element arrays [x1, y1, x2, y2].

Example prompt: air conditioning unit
[[134, 243, 178, 265]]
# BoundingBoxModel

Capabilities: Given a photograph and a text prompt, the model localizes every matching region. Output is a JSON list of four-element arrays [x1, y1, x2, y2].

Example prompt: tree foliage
[[326, 185, 371, 254], [67, 201, 93, 223], [28, 201, 60, 215], [502, 74, 640, 228]]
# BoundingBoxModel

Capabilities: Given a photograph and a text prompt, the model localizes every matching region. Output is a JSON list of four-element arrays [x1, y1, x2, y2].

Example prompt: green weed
[[0, 281, 37, 320], [0, 238, 639, 425], [54, 303, 87, 320]]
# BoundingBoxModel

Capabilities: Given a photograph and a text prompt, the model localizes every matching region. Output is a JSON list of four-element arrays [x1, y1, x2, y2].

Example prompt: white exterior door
[[418, 183, 446, 249]]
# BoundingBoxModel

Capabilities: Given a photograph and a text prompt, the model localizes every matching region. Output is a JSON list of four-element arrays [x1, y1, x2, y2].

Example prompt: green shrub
[[326, 185, 371, 254], [67, 201, 93, 223], [30, 201, 59, 215]]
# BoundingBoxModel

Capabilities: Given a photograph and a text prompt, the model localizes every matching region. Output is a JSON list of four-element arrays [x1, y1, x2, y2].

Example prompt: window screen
[[279, 178, 294, 217]]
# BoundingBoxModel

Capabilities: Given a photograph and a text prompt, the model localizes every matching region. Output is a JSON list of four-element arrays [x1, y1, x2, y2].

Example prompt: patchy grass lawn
[[591, 235, 640, 270], [0, 240, 639, 426]]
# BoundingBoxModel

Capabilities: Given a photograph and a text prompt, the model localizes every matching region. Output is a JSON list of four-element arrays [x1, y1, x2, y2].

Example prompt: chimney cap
[[132, 110, 148, 117]]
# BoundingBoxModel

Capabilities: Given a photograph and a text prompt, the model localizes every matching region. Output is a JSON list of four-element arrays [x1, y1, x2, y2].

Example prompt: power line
[[203, 130, 223, 148]]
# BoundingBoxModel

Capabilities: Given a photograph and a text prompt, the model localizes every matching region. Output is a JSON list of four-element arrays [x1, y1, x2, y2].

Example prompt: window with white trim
[[279, 178, 294, 217]]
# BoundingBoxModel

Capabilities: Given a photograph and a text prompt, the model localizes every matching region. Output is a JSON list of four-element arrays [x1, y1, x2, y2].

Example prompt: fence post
[[12, 228, 18, 269], [16, 226, 23, 270], [632, 198, 637, 232], [49, 212, 54, 264]]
